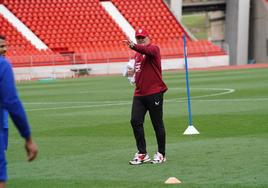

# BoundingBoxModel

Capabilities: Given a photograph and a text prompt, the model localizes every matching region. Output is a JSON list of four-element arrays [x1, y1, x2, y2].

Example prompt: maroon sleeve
[[132, 44, 159, 57]]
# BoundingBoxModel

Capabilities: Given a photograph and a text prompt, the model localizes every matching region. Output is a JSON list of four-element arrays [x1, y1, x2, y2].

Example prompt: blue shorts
[[0, 129, 8, 182]]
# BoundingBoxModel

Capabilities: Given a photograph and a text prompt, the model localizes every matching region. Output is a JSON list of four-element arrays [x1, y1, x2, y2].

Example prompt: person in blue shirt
[[0, 35, 38, 188]]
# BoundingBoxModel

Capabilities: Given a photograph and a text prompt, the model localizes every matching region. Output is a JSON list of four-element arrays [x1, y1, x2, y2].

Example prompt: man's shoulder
[[0, 56, 8, 63], [148, 43, 159, 48], [147, 43, 160, 51], [0, 56, 10, 67], [0, 56, 12, 74], [147, 44, 160, 56]]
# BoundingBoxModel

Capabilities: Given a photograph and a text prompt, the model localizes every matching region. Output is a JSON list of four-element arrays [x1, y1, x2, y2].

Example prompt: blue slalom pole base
[[183, 125, 200, 135]]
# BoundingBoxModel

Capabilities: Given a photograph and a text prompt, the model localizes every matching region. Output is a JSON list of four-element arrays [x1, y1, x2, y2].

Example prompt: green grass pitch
[[7, 67, 268, 188]]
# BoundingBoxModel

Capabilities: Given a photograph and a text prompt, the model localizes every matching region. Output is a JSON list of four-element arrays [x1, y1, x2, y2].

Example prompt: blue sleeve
[[0, 59, 31, 139]]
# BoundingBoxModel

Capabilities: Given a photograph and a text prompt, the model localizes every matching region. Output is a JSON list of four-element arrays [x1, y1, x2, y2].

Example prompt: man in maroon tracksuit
[[124, 28, 168, 165]]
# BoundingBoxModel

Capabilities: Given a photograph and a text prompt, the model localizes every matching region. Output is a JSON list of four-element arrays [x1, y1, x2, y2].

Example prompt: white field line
[[27, 97, 268, 111], [192, 98, 268, 102], [26, 102, 130, 112], [167, 88, 235, 101], [24, 101, 122, 105], [26, 87, 234, 111], [25, 88, 234, 105], [25, 87, 265, 112]]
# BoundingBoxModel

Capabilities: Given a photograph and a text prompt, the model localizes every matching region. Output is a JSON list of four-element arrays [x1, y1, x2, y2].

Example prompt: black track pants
[[130, 92, 166, 156]]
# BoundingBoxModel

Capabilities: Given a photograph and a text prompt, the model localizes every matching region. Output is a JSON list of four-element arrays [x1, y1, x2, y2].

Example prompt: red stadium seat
[[1, 0, 225, 66]]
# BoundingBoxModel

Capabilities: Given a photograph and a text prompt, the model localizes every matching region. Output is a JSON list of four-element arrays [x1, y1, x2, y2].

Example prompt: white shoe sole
[[151, 158, 166, 164], [129, 158, 151, 165]]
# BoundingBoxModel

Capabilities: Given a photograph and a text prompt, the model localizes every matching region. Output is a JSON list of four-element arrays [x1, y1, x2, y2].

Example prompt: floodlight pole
[[182, 35, 199, 135]]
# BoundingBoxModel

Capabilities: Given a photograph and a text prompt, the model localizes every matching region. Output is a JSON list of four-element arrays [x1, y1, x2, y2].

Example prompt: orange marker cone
[[164, 177, 182, 184]]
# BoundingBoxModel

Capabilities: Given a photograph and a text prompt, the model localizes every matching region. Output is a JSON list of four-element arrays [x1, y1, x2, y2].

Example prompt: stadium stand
[[111, 0, 224, 57], [0, 14, 49, 56], [2, 0, 130, 59], [1, 0, 225, 67], [0, 14, 67, 67]]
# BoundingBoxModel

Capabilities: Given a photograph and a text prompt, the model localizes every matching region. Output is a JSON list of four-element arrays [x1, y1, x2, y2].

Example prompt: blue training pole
[[182, 35, 193, 126]]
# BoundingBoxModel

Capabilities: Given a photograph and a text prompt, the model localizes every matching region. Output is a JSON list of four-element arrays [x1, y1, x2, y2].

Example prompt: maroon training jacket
[[132, 43, 168, 96]]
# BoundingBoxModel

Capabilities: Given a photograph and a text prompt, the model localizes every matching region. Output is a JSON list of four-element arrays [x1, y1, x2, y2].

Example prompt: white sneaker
[[151, 152, 166, 164], [129, 152, 150, 165]]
